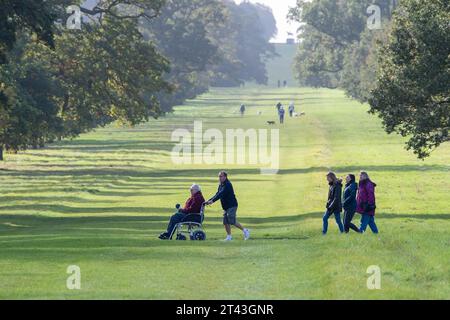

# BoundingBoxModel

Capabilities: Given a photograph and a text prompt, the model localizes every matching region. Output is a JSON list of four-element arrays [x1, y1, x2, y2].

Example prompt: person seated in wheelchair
[[159, 184, 205, 240]]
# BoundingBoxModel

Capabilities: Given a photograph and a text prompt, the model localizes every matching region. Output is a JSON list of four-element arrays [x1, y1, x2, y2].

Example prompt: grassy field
[[0, 86, 449, 299]]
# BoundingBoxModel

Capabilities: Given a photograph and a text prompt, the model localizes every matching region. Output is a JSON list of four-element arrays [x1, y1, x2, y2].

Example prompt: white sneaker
[[224, 235, 233, 241], [243, 229, 250, 240]]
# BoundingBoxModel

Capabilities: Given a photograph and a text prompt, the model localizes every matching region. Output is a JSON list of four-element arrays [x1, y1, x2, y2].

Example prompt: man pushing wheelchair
[[158, 171, 250, 241]]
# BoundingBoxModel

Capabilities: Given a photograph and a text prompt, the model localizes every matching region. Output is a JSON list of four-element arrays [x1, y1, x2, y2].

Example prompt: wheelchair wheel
[[191, 230, 206, 241], [176, 234, 187, 241]]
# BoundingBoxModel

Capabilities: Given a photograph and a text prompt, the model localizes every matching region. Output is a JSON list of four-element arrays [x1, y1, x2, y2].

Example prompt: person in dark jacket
[[356, 171, 379, 234], [322, 172, 344, 234], [342, 174, 360, 233], [159, 184, 205, 240], [278, 106, 285, 124], [240, 104, 246, 116], [206, 171, 250, 241]]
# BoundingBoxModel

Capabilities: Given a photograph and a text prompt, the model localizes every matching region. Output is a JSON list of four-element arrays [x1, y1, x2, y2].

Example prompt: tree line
[[290, 0, 449, 159], [0, 0, 277, 160]]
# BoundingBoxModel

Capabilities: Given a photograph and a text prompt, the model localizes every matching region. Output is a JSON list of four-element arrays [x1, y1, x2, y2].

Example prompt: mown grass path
[[0, 87, 449, 299]]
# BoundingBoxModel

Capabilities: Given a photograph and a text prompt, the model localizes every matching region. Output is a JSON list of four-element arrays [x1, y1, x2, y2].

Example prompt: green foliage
[[140, 0, 223, 112], [0, 0, 278, 158], [341, 29, 386, 102], [0, 0, 56, 64], [139, 0, 277, 111], [0, 0, 171, 158], [210, 0, 277, 87], [0, 36, 63, 153], [369, 0, 450, 158], [55, 16, 171, 134], [289, 0, 397, 89], [289, 0, 450, 158]]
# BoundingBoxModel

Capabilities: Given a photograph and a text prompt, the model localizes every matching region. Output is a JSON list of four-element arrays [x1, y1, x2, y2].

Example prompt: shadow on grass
[[49, 139, 174, 151], [0, 205, 168, 215], [0, 211, 448, 228], [0, 212, 448, 262], [1, 165, 447, 181], [278, 165, 449, 174], [238, 212, 450, 223], [0, 196, 120, 204]]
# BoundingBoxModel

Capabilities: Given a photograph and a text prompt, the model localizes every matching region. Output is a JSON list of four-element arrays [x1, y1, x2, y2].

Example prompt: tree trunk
[[0, 146, 3, 161]]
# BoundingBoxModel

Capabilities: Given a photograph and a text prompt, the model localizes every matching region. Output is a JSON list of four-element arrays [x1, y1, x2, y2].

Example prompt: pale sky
[[234, 0, 300, 43]]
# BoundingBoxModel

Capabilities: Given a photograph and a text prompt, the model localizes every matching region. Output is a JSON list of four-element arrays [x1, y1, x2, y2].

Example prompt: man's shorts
[[223, 207, 238, 225]]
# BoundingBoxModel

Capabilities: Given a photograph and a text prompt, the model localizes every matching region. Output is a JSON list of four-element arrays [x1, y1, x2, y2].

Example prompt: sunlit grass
[[0, 87, 449, 299]]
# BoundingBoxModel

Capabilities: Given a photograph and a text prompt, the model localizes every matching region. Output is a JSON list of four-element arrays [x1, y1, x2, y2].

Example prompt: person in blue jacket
[[342, 174, 360, 233], [206, 171, 250, 241]]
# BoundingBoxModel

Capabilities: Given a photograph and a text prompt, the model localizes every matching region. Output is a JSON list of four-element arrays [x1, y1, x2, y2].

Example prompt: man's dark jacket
[[209, 179, 238, 210]]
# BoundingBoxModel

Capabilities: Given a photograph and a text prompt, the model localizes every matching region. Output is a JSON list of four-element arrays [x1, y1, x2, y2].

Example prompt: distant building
[[286, 32, 296, 44], [286, 38, 295, 45]]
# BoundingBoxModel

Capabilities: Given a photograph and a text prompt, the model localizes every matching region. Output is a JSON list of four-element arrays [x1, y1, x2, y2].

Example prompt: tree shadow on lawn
[[237, 212, 450, 223], [0, 168, 254, 178], [1, 211, 448, 233], [0, 169, 273, 190], [0, 195, 117, 204], [278, 165, 449, 174], [2, 165, 446, 182], [48, 139, 174, 150], [0, 212, 448, 262], [1, 211, 448, 226], [0, 205, 168, 215]]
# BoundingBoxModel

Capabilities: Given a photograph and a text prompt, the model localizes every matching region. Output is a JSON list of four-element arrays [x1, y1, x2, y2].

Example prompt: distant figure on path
[[288, 101, 295, 117], [343, 174, 360, 233], [159, 184, 205, 240], [276, 101, 282, 111], [205, 171, 250, 241], [278, 106, 285, 124], [277, 80, 281, 88], [323, 172, 344, 234], [240, 104, 246, 116], [356, 172, 379, 234], [283, 80, 287, 87]]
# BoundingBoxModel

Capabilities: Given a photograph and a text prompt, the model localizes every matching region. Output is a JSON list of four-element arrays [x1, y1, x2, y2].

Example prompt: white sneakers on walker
[[243, 229, 250, 240], [223, 230, 250, 241]]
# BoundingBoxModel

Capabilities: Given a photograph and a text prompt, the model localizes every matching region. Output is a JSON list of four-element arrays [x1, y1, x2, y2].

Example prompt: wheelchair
[[170, 204, 206, 241]]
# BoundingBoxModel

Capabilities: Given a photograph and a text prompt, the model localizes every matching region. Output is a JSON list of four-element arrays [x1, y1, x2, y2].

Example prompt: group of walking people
[[238, 101, 297, 124], [276, 101, 296, 124], [323, 171, 379, 235], [159, 170, 379, 241]]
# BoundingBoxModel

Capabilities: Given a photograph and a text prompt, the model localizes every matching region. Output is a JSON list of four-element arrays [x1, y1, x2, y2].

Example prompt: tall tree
[[289, 0, 397, 90], [0, 0, 56, 64], [0, 0, 170, 159], [210, 0, 277, 87], [54, 16, 171, 136], [369, 0, 450, 158], [140, 0, 223, 112]]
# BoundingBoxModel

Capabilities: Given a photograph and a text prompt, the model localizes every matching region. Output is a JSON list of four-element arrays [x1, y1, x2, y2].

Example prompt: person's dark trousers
[[360, 214, 379, 234], [323, 210, 344, 234], [166, 213, 185, 236], [343, 209, 360, 233]]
